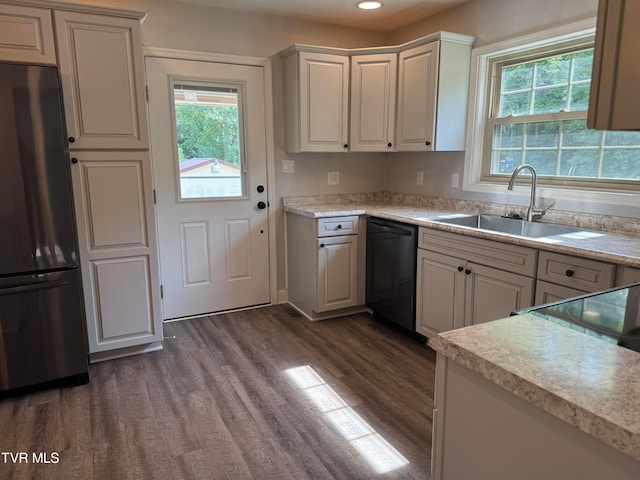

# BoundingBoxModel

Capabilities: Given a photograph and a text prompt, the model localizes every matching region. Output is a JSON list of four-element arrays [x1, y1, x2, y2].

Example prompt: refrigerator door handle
[[0, 278, 70, 296]]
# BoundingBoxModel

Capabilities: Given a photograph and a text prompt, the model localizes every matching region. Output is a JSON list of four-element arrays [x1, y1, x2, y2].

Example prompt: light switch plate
[[282, 159, 295, 173], [328, 171, 340, 185]]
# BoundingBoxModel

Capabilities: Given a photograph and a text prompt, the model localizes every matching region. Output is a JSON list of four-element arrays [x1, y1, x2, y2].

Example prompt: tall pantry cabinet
[[0, 0, 162, 361], [55, 9, 162, 361]]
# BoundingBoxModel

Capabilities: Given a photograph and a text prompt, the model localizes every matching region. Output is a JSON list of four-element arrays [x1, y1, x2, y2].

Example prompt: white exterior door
[[145, 57, 270, 320]]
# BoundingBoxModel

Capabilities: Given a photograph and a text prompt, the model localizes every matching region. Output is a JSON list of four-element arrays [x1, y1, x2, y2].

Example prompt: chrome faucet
[[507, 164, 553, 222]]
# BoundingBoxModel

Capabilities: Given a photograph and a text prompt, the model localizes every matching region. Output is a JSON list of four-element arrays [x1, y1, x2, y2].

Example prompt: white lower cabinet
[[316, 235, 358, 312], [287, 213, 365, 320], [416, 228, 536, 338]]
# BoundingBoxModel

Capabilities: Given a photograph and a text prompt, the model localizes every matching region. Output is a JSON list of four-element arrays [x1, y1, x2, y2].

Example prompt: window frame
[[169, 78, 248, 202], [463, 18, 640, 207]]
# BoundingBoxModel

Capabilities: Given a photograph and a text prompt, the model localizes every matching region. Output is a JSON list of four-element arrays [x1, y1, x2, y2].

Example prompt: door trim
[[143, 47, 278, 308]]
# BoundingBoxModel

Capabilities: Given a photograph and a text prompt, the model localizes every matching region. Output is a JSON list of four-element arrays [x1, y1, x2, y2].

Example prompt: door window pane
[[174, 84, 244, 199]]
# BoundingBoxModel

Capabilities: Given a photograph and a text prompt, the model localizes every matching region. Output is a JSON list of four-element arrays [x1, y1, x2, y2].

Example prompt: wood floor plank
[[0, 305, 435, 479]]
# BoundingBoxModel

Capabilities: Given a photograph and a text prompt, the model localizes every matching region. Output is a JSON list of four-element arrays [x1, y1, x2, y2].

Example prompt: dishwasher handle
[[368, 221, 414, 236]]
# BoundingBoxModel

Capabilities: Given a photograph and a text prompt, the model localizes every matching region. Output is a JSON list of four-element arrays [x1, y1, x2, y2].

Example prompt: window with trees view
[[487, 47, 640, 185], [173, 84, 244, 199]]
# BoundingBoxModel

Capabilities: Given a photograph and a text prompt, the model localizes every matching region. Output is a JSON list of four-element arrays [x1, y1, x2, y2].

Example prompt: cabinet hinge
[[145, 85, 149, 102], [160, 285, 164, 298], [153, 189, 157, 204]]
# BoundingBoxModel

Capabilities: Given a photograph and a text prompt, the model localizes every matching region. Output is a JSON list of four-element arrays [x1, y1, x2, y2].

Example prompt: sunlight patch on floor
[[286, 365, 409, 474]]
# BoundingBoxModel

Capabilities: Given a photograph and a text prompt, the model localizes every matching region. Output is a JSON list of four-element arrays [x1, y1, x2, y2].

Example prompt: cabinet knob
[[387, 142, 392, 148], [343, 144, 349, 149], [465, 269, 472, 275], [565, 269, 575, 277], [425, 141, 431, 146], [457, 266, 464, 272], [70, 157, 78, 164], [337, 224, 342, 230], [68, 137, 76, 143], [320, 243, 325, 248]]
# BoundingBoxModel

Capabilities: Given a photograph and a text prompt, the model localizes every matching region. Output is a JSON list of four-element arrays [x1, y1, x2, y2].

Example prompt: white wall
[[391, 0, 597, 47]]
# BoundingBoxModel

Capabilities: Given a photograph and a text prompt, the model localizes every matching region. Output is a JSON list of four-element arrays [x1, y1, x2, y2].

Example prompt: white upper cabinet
[[54, 11, 149, 150], [282, 49, 350, 152], [280, 33, 474, 154], [588, 0, 640, 131], [396, 35, 474, 151], [0, 3, 56, 64], [350, 53, 397, 152]]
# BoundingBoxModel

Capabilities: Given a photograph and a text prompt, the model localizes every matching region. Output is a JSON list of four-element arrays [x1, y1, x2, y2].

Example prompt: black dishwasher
[[365, 217, 418, 335]]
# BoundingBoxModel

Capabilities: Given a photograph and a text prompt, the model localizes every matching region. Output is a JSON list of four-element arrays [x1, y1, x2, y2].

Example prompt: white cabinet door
[[416, 249, 465, 338], [465, 263, 534, 326], [316, 235, 358, 312], [350, 53, 397, 152], [70, 151, 161, 355], [54, 11, 149, 150], [283, 51, 349, 152], [0, 4, 56, 64], [588, 0, 640, 131], [396, 41, 439, 152]]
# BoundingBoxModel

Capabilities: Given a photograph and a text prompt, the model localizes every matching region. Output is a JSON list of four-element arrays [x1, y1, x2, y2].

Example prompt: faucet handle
[[531, 199, 555, 220]]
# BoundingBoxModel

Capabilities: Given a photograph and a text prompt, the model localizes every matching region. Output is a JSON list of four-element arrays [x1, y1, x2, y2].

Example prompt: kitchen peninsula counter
[[428, 310, 640, 478]]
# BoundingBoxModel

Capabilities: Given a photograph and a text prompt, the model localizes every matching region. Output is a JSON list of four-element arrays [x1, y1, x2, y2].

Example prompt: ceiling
[[172, 0, 471, 32]]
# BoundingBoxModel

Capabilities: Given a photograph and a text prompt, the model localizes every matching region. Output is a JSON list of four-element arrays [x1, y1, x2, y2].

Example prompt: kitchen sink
[[431, 214, 586, 238]]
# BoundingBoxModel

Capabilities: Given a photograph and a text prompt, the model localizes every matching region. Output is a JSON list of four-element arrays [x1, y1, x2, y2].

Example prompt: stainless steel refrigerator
[[0, 62, 88, 392]]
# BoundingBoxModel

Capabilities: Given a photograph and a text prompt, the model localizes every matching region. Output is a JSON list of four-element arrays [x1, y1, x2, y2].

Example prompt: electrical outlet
[[328, 171, 340, 185], [451, 173, 459, 188], [416, 171, 424, 186], [282, 159, 295, 173]]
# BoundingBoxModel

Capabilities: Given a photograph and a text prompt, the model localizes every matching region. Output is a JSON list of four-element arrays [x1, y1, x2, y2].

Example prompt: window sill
[[462, 178, 640, 209]]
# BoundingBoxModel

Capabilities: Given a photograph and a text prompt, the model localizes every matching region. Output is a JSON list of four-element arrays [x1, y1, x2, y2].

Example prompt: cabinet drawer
[[317, 216, 359, 237], [418, 228, 537, 277], [537, 251, 615, 292]]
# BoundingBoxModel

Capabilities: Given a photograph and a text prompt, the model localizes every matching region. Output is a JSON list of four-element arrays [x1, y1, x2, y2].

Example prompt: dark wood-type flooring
[[0, 304, 436, 480]]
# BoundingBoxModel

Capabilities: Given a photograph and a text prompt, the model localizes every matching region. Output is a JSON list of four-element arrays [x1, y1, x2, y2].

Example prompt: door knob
[[257, 185, 265, 193], [257, 201, 267, 209]]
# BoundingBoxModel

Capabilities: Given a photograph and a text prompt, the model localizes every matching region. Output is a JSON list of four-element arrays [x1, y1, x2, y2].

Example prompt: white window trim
[[463, 18, 640, 208]]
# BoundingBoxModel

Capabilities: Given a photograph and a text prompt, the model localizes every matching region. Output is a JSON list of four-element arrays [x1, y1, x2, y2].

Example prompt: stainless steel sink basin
[[432, 214, 585, 238]]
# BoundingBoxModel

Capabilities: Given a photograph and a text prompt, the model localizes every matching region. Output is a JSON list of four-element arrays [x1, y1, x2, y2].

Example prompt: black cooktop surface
[[520, 284, 640, 353]]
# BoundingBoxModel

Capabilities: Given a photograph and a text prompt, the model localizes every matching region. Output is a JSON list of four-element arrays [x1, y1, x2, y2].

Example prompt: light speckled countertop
[[429, 315, 640, 462], [283, 193, 640, 268]]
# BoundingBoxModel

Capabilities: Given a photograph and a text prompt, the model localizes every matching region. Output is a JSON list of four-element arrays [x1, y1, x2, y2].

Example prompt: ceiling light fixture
[[356, 1, 383, 10]]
